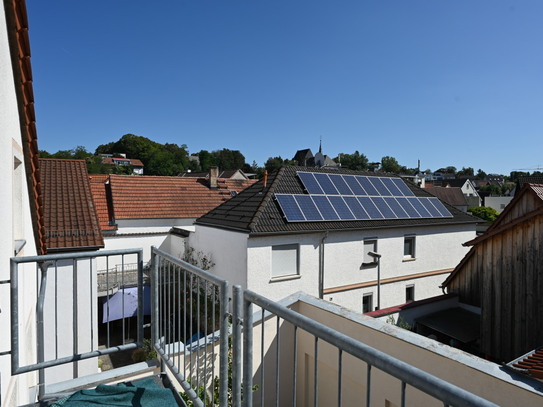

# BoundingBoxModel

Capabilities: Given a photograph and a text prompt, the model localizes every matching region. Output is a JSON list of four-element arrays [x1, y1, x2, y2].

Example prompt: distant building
[[101, 156, 144, 175], [293, 141, 339, 168]]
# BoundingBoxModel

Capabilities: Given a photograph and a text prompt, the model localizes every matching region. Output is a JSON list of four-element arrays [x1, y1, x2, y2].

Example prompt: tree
[[457, 167, 474, 178], [437, 166, 457, 175], [469, 206, 499, 222], [380, 156, 402, 173], [475, 169, 487, 180], [264, 156, 288, 173], [335, 151, 368, 171], [211, 149, 246, 170], [196, 150, 216, 171]]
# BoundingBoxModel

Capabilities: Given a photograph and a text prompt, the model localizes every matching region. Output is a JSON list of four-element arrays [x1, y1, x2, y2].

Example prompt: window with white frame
[[271, 244, 299, 278], [362, 239, 378, 266], [403, 236, 416, 260]]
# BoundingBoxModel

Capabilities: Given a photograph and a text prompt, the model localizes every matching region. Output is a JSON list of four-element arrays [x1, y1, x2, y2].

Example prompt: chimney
[[209, 166, 219, 188]]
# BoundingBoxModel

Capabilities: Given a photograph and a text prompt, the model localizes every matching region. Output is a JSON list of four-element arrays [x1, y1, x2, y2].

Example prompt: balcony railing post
[[137, 249, 144, 347], [232, 285, 243, 407], [219, 280, 230, 407], [242, 293, 253, 407]]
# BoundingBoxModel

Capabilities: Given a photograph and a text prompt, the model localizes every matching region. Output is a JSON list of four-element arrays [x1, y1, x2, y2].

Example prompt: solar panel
[[328, 174, 353, 195], [357, 177, 379, 196], [383, 197, 410, 218], [368, 177, 393, 196], [381, 177, 403, 196], [427, 197, 453, 217], [313, 195, 340, 220], [344, 196, 370, 219], [294, 195, 323, 221], [328, 196, 355, 219], [297, 172, 324, 194], [391, 178, 415, 196], [407, 197, 432, 218], [358, 196, 384, 219], [283, 173, 454, 222], [396, 197, 421, 218], [343, 175, 366, 195], [313, 173, 339, 195], [371, 197, 397, 219], [418, 197, 442, 217], [276, 194, 305, 221]]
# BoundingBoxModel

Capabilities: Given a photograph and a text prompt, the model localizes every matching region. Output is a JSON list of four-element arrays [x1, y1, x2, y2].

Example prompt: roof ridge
[[247, 168, 285, 232]]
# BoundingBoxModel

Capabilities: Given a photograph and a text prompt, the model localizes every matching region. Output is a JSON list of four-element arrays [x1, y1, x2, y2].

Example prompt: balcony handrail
[[241, 288, 499, 407]]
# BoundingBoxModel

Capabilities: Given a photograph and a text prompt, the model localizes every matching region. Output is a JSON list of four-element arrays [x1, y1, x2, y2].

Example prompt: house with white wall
[[192, 166, 478, 313], [89, 169, 256, 266]]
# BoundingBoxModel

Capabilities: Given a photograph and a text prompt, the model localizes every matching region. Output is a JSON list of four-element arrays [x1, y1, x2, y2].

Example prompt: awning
[[416, 307, 480, 344], [102, 286, 151, 323]]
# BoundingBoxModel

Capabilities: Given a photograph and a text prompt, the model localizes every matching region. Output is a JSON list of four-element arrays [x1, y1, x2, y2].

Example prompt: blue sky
[[27, 1, 543, 175]]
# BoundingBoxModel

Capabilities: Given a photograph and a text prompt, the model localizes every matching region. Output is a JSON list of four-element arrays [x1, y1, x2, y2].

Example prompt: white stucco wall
[[115, 217, 195, 234], [0, 5, 40, 404], [189, 226, 249, 288], [484, 196, 514, 213]]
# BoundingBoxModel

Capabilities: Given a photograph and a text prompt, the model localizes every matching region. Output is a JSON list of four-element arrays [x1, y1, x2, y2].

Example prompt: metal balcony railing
[[2, 246, 499, 407]]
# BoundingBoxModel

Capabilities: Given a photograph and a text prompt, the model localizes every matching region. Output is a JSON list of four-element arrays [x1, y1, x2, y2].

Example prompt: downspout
[[319, 231, 329, 299]]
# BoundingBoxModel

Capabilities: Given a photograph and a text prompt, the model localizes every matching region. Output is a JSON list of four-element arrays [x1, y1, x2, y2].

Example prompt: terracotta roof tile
[[39, 159, 104, 250], [6, 0, 46, 254], [508, 347, 543, 381], [97, 175, 255, 222]]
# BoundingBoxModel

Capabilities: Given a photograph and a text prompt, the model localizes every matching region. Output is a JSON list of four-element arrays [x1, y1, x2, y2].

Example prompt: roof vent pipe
[[263, 170, 268, 188], [209, 166, 219, 188]]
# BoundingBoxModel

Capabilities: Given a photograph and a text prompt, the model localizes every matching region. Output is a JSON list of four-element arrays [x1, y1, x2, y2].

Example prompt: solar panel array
[[275, 171, 453, 222]]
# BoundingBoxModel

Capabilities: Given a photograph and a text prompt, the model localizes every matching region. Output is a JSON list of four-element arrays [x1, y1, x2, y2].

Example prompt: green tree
[[264, 156, 296, 174], [457, 167, 474, 178], [196, 150, 216, 171], [212, 149, 246, 170], [335, 151, 368, 171], [476, 169, 487, 179], [469, 206, 499, 222], [380, 156, 402, 173]]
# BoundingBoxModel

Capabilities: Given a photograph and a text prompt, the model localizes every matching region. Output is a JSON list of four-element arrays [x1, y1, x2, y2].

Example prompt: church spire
[[319, 136, 322, 154]]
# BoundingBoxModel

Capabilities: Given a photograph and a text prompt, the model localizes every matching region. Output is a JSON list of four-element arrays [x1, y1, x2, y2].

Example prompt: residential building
[[100, 156, 144, 175], [442, 183, 543, 362], [191, 166, 478, 312], [89, 169, 256, 264], [425, 187, 469, 213]]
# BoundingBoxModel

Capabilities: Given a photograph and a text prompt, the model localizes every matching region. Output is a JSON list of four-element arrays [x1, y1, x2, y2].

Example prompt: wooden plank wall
[[447, 191, 543, 362]]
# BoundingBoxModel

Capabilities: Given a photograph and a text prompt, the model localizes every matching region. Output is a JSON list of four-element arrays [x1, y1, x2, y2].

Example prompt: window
[[403, 236, 415, 260], [271, 244, 299, 278], [406, 285, 415, 302], [362, 239, 378, 265], [362, 293, 373, 313]]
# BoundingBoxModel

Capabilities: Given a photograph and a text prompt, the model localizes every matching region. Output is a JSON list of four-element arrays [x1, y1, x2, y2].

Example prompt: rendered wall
[[291, 298, 542, 406], [0, 3, 40, 403], [244, 224, 474, 309], [189, 226, 249, 288]]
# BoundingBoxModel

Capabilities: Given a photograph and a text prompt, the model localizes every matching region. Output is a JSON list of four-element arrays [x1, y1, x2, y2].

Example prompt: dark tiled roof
[[196, 166, 479, 235], [519, 176, 543, 189], [105, 175, 256, 220], [426, 187, 468, 207], [6, 0, 46, 254], [39, 159, 104, 250]]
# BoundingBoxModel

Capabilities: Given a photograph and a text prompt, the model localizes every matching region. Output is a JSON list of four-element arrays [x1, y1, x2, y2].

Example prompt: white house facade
[[192, 166, 478, 313]]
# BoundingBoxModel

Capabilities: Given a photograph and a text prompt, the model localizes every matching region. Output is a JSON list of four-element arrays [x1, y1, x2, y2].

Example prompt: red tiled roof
[[508, 347, 543, 380], [39, 159, 104, 250], [89, 174, 117, 231], [6, 0, 46, 254], [95, 175, 256, 223]]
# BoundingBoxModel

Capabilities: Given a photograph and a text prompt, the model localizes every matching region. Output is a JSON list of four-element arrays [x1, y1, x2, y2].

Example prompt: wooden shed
[[442, 184, 543, 363]]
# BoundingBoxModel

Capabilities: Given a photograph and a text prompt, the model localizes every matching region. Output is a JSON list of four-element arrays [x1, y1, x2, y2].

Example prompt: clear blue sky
[[27, 0, 543, 175]]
